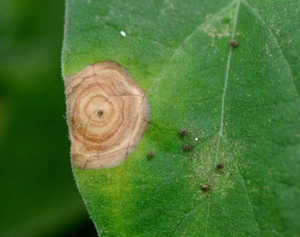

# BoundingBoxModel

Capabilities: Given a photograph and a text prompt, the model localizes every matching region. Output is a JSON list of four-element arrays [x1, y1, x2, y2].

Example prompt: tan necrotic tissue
[[64, 62, 151, 169]]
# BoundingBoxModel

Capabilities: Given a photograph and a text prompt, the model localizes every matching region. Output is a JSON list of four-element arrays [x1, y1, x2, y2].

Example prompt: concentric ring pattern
[[65, 62, 151, 169]]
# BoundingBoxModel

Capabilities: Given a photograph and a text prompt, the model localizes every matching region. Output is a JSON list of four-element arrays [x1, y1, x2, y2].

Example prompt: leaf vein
[[222, 137, 262, 235], [205, 0, 241, 235]]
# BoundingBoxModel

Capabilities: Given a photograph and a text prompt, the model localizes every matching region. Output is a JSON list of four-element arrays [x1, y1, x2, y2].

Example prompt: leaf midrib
[[144, 0, 236, 94], [204, 0, 258, 235], [143, 0, 264, 235]]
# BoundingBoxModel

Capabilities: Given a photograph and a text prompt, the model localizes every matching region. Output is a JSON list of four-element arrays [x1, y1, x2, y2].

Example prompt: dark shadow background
[[0, 0, 98, 236]]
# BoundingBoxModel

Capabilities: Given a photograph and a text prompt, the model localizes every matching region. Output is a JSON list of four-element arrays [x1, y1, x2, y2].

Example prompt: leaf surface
[[62, 0, 300, 236]]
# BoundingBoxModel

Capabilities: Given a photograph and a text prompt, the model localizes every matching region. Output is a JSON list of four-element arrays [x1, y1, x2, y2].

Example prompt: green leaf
[[62, 0, 300, 236]]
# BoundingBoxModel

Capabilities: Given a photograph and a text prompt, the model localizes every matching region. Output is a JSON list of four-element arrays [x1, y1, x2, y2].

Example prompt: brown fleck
[[216, 163, 224, 170], [230, 39, 239, 48], [148, 151, 155, 160], [179, 128, 188, 136], [182, 144, 191, 151], [201, 184, 210, 191]]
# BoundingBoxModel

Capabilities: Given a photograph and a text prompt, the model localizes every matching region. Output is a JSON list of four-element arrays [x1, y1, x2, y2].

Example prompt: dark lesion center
[[97, 110, 104, 116]]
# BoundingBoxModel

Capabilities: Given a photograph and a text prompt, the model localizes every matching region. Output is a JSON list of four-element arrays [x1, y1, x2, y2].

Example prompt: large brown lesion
[[64, 62, 151, 170]]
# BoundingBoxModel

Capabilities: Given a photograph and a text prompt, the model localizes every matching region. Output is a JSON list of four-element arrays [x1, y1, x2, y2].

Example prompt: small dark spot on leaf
[[179, 128, 188, 136], [182, 144, 191, 151], [201, 184, 210, 191], [147, 151, 155, 160], [98, 110, 104, 116], [230, 39, 239, 48]]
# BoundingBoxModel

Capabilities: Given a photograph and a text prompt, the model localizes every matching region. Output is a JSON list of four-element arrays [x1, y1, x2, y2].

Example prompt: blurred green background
[[0, 0, 97, 236]]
